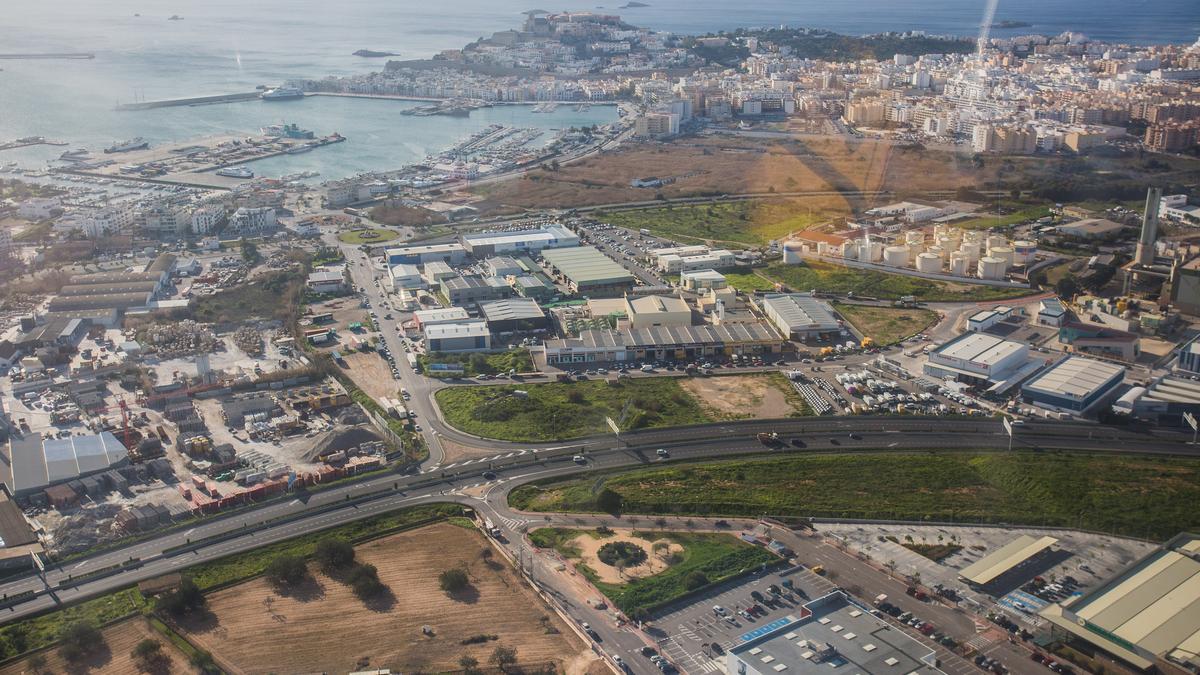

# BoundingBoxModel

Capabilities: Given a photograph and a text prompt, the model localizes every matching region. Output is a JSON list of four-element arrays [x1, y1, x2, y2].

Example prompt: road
[[0, 414, 1193, 622]]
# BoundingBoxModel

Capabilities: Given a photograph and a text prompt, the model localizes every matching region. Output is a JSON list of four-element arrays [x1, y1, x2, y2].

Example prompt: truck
[[874, 593, 888, 606], [756, 432, 782, 447], [483, 518, 502, 538]]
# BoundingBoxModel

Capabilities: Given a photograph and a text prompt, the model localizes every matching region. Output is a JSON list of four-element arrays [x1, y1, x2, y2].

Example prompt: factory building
[[511, 274, 556, 301], [479, 298, 548, 333], [680, 269, 728, 292], [758, 294, 841, 341], [541, 246, 636, 297], [425, 320, 492, 353], [539, 322, 785, 365], [440, 274, 512, 306], [924, 333, 1033, 388], [1113, 374, 1200, 426], [387, 263, 425, 290], [656, 249, 737, 273], [460, 224, 578, 257], [306, 268, 348, 294], [422, 260, 456, 286], [412, 307, 470, 329], [1039, 533, 1200, 673], [625, 294, 692, 329], [967, 309, 1004, 332], [1059, 321, 1140, 362], [482, 256, 525, 279], [1, 431, 129, 497], [385, 243, 467, 266], [1021, 356, 1125, 414], [1037, 297, 1069, 327]]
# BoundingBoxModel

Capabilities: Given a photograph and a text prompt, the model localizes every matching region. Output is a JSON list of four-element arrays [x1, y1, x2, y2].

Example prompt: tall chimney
[[1135, 186, 1162, 267]]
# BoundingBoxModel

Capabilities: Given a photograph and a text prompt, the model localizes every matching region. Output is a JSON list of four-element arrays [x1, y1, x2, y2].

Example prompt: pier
[[114, 91, 264, 111], [0, 137, 68, 152], [0, 53, 94, 60]]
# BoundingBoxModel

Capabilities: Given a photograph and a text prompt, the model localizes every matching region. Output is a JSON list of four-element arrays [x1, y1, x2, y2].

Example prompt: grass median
[[510, 452, 1200, 539], [434, 378, 713, 442]]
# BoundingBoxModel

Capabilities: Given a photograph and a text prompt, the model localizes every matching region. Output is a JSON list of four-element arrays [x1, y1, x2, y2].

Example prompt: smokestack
[[1135, 186, 1162, 267]]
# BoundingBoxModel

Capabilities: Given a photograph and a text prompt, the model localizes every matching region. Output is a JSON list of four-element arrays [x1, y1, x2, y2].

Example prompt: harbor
[[114, 91, 269, 111], [0, 136, 68, 151]]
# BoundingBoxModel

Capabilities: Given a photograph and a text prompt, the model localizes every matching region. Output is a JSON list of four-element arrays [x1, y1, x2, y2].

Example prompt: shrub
[[595, 488, 623, 515], [597, 541, 648, 568], [461, 634, 499, 645], [347, 563, 386, 599], [264, 555, 308, 588], [439, 567, 470, 593], [58, 621, 103, 662], [684, 570, 709, 590], [132, 638, 167, 673], [156, 577, 205, 616], [314, 538, 356, 572]]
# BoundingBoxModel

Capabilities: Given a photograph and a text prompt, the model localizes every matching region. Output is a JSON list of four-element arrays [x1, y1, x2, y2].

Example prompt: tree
[[347, 563, 386, 599], [132, 638, 168, 673], [155, 577, 206, 615], [683, 570, 709, 590], [490, 645, 519, 672], [460, 655, 481, 674], [1055, 275, 1080, 299], [314, 538, 356, 573], [264, 554, 309, 588], [58, 621, 104, 662], [27, 653, 47, 675], [439, 567, 470, 593], [595, 488, 622, 515], [240, 238, 259, 264]]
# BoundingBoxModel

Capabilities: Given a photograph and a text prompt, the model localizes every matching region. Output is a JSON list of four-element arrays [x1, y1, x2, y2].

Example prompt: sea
[[1, 0, 1196, 180]]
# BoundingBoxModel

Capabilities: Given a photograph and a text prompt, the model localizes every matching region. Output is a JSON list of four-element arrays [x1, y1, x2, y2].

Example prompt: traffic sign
[[605, 416, 620, 435], [1184, 412, 1197, 431]]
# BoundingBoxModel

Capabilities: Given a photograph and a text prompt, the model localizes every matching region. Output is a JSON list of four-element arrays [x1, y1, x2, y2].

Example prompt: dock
[[115, 91, 264, 111], [0, 53, 94, 60], [0, 137, 68, 152]]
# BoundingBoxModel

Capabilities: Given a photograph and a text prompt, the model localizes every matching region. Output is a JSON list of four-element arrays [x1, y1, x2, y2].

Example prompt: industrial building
[[758, 294, 842, 341], [460, 224, 578, 256], [625, 294, 692, 329], [511, 274, 555, 301], [1039, 533, 1200, 673], [1055, 218, 1128, 239], [422, 260, 456, 286], [967, 309, 1004, 332], [656, 248, 737, 274], [924, 333, 1034, 389], [1058, 321, 1140, 362], [220, 395, 278, 426], [1170, 257, 1200, 316], [538, 322, 785, 365], [1, 431, 129, 497], [387, 263, 424, 290], [412, 307, 470, 329], [680, 269, 728, 292], [1112, 374, 1200, 426], [1037, 297, 1069, 327], [306, 268, 348, 294], [724, 592, 940, 675], [425, 320, 492, 353], [0, 491, 43, 569], [440, 274, 512, 305], [541, 246, 636, 297], [1021, 356, 1125, 413], [483, 255, 525, 279], [1178, 335, 1200, 374], [385, 242, 467, 266], [958, 534, 1060, 590], [478, 298, 548, 333]]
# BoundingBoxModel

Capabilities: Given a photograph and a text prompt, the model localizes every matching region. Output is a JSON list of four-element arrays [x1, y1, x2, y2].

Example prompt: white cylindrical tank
[[916, 252, 942, 273], [936, 235, 955, 251], [949, 251, 970, 276], [927, 245, 944, 259], [816, 241, 830, 256], [964, 230, 984, 245], [841, 240, 856, 258], [959, 241, 981, 263], [986, 234, 1007, 251], [883, 245, 909, 267], [782, 240, 804, 264], [989, 246, 1014, 268], [858, 240, 882, 262], [1013, 240, 1037, 265], [977, 256, 1007, 280]]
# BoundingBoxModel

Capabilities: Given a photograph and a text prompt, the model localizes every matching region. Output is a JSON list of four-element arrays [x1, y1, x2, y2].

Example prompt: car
[[573, 455, 587, 464], [481, 471, 497, 480], [1030, 654, 1046, 664], [739, 610, 752, 620], [751, 590, 765, 602], [656, 448, 669, 457], [641, 646, 658, 658], [713, 605, 727, 616]]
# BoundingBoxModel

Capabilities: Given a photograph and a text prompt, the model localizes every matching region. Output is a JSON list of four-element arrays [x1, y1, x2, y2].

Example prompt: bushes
[[314, 538, 356, 573], [346, 563, 386, 600], [264, 555, 309, 588], [439, 567, 470, 593], [597, 541, 648, 568], [683, 570, 709, 590], [156, 578, 205, 616], [58, 621, 103, 662]]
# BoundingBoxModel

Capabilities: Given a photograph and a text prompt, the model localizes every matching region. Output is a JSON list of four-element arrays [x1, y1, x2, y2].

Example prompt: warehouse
[[1039, 533, 1200, 672], [0, 431, 129, 497], [1037, 297, 1068, 327], [440, 274, 512, 306], [0, 491, 43, 569], [541, 246, 636, 297], [387, 263, 424, 290], [68, 270, 168, 291], [479, 298, 547, 333], [385, 242, 467, 265], [306, 268, 348, 294], [1113, 374, 1200, 425], [1055, 218, 1128, 239], [59, 280, 161, 297], [483, 255, 525, 279], [625, 294, 692, 329], [758, 294, 841, 341], [460, 224, 579, 256], [958, 534, 1059, 591], [924, 332, 1031, 387], [422, 260, 456, 286], [512, 274, 555, 301], [413, 307, 470, 329], [1021, 355, 1125, 413], [657, 249, 737, 274], [47, 291, 154, 313], [220, 394, 278, 426], [425, 320, 492, 353], [680, 269, 728, 292], [539, 322, 784, 364]]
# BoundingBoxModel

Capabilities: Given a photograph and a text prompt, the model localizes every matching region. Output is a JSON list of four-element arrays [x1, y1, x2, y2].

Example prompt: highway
[[1, 415, 1194, 622]]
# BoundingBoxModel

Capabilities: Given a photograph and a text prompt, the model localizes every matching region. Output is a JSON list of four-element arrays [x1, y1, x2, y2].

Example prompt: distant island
[[354, 49, 399, 58], [991, 20, 1033, 29], [620, 1, 650, 7]]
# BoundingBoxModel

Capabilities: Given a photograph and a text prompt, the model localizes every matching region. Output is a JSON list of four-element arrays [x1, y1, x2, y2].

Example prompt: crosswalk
[[440, 450, 528, 470], [658, 635, 722, 674]]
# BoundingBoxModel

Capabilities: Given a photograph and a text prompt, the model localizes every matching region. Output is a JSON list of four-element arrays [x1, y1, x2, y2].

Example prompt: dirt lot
[[468, 135, 1011, 214], [0, 618, 200, 675], [571, 529, 683, 584], [339, 350, 397, 400], [179, 522, 592, 675], [680, 374, 802, 419]]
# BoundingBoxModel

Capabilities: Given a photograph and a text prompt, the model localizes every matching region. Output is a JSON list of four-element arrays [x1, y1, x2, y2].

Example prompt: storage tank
[[963, 230, 984, 245], [927, 245, 944, 259], [782, 240, 804, 264], [1013, 240, 1037, 265], [858, 240, 882, 262], [949, 251, 970, 276], [841, 240, 856, 259], [989, 246, 1015, 268], [977, 256, 1008, 280], [959, 240, 981, 263], [986, 234, 1008, 251], [916, 252, 942, 273], [816, 241, 830, 256], [936, 235, 955, 251], [883, 245, 909, 267]]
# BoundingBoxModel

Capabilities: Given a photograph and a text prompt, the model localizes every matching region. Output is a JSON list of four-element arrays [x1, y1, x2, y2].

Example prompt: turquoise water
[[0, 0, 1195, 179]]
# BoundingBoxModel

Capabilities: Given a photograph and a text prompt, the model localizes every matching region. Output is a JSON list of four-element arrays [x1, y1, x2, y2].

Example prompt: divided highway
[[0, 417, 1194, 622]]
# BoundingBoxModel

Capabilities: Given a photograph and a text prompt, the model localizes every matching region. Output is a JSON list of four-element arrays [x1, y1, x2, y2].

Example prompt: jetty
[[115, 91, 264, 111]]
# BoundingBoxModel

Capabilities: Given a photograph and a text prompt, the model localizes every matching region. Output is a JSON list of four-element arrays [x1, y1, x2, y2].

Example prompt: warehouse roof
[[461, 224, 577, 249], [1056, 218, 1127, 238], [761, 294, 840, 332], [541, 246, 635, 287], [959, 534, 1058, 586], [1, 432, 128, 495], [1023, 356, 1125, 401], [479, 298, 545, 322], [68, 270, 164, 286], [627, 294, 689, 316], [545, 322, 781, 351], [1143, 375, 1200, 404], [1040, 533, 1200, 671], [59, 280, 161, 296], [934, 332, 1026, 367], [425, 320, 490, 340], [47, 292, 153, 312], [385, 242, 464, 257], [414, 307, 470, 326]]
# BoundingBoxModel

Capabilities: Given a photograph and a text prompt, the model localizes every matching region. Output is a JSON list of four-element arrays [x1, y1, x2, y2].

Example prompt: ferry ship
[[104, 137, 149, 153], [216, 166, 254, 178], [262, 123, 315, 139], [59, 148, 90, 160], [261, 86, 305, 101]]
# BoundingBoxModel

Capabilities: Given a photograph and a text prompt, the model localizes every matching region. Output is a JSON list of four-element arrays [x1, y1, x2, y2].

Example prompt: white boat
[[262, 86, 304, 101], [216, 166, 254, 178], [104, 137, 149, 153]]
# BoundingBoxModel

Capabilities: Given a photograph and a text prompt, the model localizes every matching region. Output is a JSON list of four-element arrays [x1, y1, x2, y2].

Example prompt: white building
[[425, 320, 492, 353], [460, 225, 579, 256], [388, 263, 424, 290], [191, 206, 226, 235], [758, 293, 841, 340], [17, 197, 61, 221], [227, 207, 276, 234], [924, 332, 1031, 387]]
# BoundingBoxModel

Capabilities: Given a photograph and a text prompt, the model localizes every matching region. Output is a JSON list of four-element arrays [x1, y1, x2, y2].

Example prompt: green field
[[761, 261, 1032, 302], [950, 204, 1053, 231], [528, 529, 777, 617], [420, 349, 534, 378], [721, 270, 776, 292], [832, 302, 939, 345], [594, 201, 831, 247], [435, 379, 713, 441], [336, 227, 401, 245], [509, 452, 1200, 539], [0, 588, 146, 661]]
